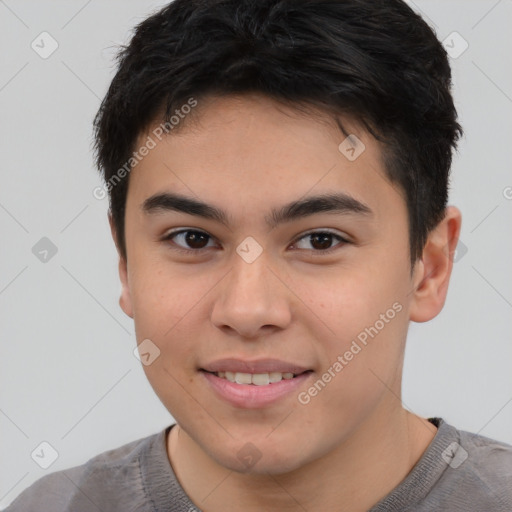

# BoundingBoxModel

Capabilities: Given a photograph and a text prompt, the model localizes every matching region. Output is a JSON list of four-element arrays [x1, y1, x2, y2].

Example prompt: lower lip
[[201, 371, 313, 409]]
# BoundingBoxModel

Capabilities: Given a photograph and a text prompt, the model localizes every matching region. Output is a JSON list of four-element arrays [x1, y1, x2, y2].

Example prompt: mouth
[[199, 362, 314, 409], [200, 370, 312, 386]]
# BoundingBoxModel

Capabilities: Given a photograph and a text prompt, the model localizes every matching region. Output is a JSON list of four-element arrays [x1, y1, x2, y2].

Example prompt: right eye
[[161, 229, 218, 254]]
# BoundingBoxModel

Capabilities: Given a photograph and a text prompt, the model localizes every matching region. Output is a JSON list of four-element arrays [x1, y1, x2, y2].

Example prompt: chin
[[208, 436, 314, 476]]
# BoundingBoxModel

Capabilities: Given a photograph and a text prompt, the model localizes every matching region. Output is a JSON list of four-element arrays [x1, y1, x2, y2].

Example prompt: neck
[[166, 406, 437, 512]]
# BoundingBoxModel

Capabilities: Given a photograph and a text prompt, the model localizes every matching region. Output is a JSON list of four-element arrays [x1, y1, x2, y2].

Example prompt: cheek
[[129, 259, 192, 332], [128, 262, 221, 373], [301, 271, 408, 401], [131, 270, 204, 407]]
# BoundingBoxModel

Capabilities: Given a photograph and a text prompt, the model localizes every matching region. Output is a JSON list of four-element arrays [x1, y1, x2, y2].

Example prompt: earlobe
[[409, 206, 462, 323], [108, 212, 134, 319]]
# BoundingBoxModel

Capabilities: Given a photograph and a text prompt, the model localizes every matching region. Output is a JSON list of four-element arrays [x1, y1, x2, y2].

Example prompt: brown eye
[[309, 233, 335, 250], [292, 230, 349, 253], [182, 231, 210, 249], [163, 229, 215, 252]]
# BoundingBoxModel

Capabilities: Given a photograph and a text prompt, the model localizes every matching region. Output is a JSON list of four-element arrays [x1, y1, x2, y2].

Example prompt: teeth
[[252, 373, 270, 386], [214, 371, 298, 385], [269, 372, 283, 383], [235, 372, 252, 385]]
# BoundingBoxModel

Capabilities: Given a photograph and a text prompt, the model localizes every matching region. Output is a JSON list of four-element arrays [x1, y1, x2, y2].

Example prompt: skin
[[110, 93, 462, 511]]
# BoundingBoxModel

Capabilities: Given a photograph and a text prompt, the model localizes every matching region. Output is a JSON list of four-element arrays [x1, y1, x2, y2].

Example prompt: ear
[[409, 206, 462, 323], [108, 212, 134, 319]]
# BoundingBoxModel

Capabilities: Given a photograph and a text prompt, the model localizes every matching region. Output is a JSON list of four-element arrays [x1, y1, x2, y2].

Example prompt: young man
[[6, 0, 512, 511]]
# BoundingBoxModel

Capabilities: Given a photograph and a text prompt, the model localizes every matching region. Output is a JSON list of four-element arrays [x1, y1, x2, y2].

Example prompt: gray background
[[1, 0, 511, 507]]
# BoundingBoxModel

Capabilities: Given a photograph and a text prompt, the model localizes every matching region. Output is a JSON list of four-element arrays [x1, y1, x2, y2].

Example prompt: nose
[[210, 252, 292, 339]]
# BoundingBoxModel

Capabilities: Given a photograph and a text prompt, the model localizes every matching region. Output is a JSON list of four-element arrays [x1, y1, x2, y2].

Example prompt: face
[[117, 94, 425, 474]]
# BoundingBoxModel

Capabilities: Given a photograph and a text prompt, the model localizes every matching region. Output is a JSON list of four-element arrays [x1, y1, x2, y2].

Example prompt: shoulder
[[3, 429, 166, 512], [424, 420, 512, 511], [458, 425, 512, 461], [457, 426, 512, 487]]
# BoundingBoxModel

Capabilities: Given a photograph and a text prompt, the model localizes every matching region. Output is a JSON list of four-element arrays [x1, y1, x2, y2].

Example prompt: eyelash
[[160, 228, 350, 256]]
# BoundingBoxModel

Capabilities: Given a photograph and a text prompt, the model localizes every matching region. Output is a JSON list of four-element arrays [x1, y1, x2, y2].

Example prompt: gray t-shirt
[[4, 418, 512, 511]]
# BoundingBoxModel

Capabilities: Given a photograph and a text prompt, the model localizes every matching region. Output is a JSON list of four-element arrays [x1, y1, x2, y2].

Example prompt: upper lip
[[201, 358, 311, 374]]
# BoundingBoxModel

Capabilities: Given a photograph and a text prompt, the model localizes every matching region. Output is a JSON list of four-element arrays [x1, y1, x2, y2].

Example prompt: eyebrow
[[142, 191, 373, 230]]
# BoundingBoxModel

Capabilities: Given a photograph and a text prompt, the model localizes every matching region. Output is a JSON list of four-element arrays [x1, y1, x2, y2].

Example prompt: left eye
[[292, 231, 349, 252]]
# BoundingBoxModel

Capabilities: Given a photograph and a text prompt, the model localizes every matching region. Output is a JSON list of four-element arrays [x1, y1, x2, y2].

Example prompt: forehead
[[127, 94, 405, 226]]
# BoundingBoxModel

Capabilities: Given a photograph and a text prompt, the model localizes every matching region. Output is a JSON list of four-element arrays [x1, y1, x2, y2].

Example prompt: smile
[[200, 369, 313, 408], [208, 371, 299, 385]]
